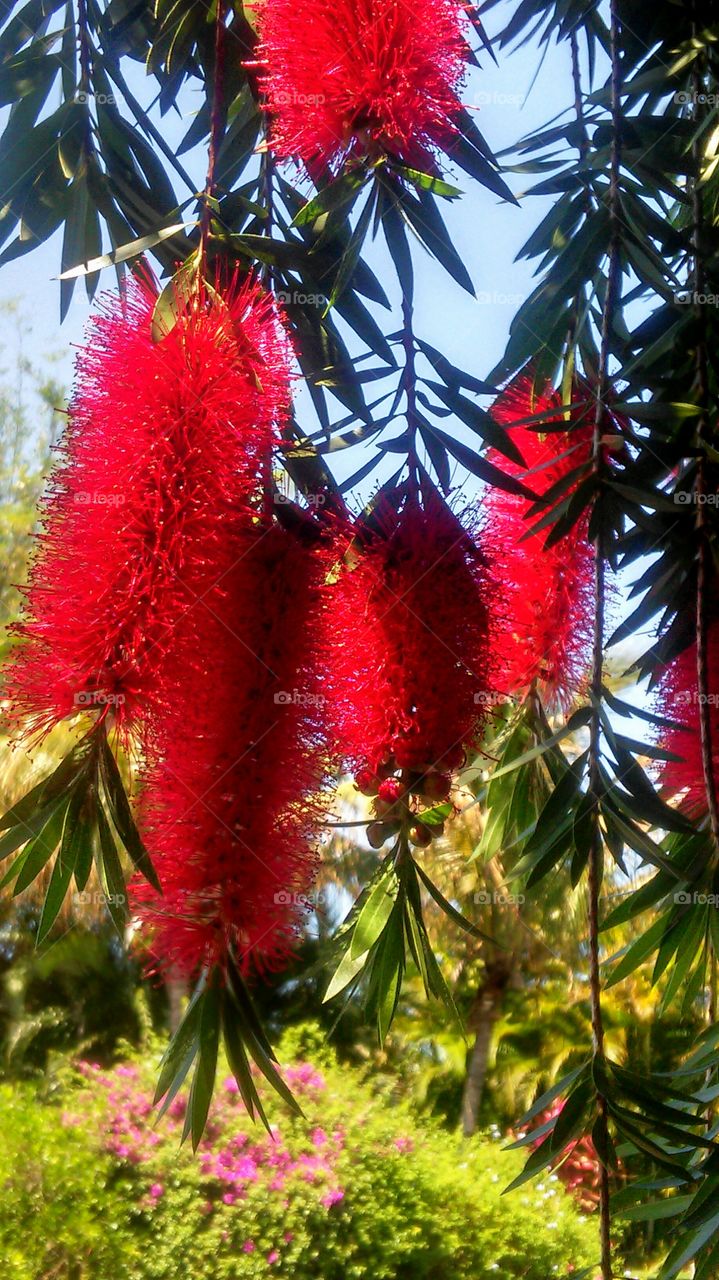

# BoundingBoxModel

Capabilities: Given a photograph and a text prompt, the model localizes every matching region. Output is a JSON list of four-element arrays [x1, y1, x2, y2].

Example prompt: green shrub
[[0, 1024, 597, 1279]]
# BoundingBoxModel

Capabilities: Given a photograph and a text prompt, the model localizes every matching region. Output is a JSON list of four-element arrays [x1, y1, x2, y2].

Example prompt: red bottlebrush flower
[[659, 626, 719, 816], [256, 0, 470, 172], [326, 491, 493, 779], [5, 273, 291, 744], [132, 522, 333, 979], [484, 376, 594, 708]]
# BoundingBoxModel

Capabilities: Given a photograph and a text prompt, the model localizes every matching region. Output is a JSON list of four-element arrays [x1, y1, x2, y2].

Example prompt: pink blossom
[[321, 1188, 345, 1209]]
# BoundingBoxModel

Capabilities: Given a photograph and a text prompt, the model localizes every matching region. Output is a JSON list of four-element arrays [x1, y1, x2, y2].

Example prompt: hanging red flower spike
[[326, 491, 493, 788], [483, 375, 594, 709], [5, 272, 292, 745], [256, 0, 470, 172], [132, 521, 334, 980], [658, 625, 719, 817]]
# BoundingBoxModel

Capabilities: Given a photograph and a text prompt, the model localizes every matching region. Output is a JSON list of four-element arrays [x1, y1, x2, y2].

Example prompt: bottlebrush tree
[[1, 0, 719, 1276]]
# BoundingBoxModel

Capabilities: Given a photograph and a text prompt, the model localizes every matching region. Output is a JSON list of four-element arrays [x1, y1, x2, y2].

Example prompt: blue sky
[[0, 15, 579, 421]]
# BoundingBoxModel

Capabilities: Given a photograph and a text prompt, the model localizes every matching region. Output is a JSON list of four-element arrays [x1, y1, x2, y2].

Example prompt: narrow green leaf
[[350, 860, 400, 959], [99, 736, 161, 891], [57, 221, 193, 279], [36, 785, 86, 944], [12, 795, 71, 896]]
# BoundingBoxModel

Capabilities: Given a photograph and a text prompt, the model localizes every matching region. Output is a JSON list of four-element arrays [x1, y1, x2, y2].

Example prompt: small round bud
[[354, 767, 379, 796], [367, 821, 391, 849], [409, 822, 433, 849], [377, 777, 404, 805]]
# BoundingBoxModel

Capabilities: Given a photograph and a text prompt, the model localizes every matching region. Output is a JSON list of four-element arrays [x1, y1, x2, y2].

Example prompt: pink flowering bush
[[0, 1024, 596, 1279]]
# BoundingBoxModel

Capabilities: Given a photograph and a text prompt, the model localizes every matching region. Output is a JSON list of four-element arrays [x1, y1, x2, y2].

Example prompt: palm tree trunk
[[461, 982, 504, 1137]]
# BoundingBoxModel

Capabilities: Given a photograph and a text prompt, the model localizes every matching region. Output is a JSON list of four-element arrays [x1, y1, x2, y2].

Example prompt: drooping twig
[[199, 0, 228, 265], [690, 36, 719, 852], [587, 3, 623, 1277]]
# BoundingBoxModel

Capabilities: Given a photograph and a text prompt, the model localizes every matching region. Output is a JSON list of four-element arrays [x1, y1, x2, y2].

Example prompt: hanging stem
[[199, 0, 227, 267], [587, 3, 622, 1277], [691, 39, 719, 850], [76, 0, 94, 156], [401, 291, 420, 487], [386, 186, 419, 491], [260, 145, 275, 286], [260, 128, 276, 516], [566, 31, 593, 377], [570, 32, 590, 165]]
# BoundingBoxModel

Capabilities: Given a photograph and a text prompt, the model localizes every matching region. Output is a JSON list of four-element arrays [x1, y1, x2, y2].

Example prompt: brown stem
[[586, 4, 622, 1277], [76, 0, 94, 156], [566, 32, 595, 378], [260, 136, 275, 515], [401, 293, 420, 487], [199, 0, 227, 265], [691, 42, 719, 849], [570, 31, 591, 166], [261, 145, 275, 279]]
